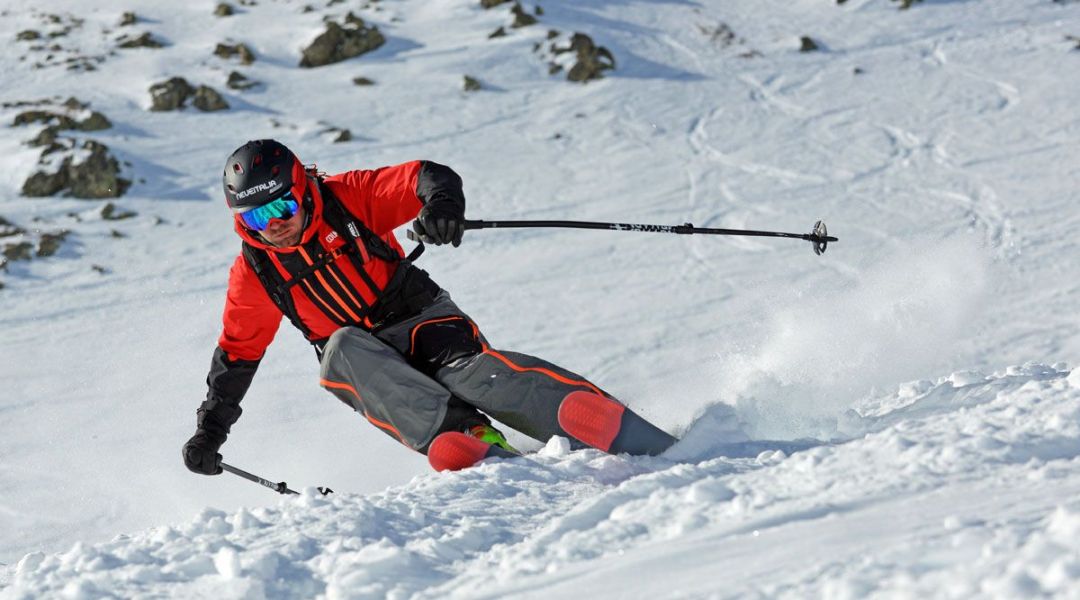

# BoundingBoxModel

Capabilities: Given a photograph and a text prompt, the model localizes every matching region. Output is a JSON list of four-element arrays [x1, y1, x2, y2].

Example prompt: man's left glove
[[412, 203, 465, 247], [182, 429, 225, 475]]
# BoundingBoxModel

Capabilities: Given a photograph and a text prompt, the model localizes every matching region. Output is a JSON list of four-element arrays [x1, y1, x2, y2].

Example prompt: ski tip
[[558, 391, 625, 453], [427, 431, 496, 472]]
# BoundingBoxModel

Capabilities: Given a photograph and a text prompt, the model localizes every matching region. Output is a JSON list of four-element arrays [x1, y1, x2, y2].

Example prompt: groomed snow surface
[[1, 0, 1079, 598]]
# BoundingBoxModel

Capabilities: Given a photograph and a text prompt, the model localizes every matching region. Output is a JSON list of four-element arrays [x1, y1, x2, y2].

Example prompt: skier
[[182, 139, 675, 476]]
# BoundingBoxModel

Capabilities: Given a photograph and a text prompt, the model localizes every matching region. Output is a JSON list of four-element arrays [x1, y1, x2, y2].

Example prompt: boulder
[[193, 86, 229, 111], [17, 30, 41, 41], [67, 141, 130, 198], [101, 202, 137, 220], [14, 110, 76, 128], [352, 76, 376, 86], [565, 33, 615, 83], [75, 112, 112, 131], [119, 12, 137, 26], [117, 32, 163, 48], [26, 127, 62, 151], [214, 3, 235, 16], [22, 141, 130, 199], [799, 36, 819, 52], [37, 231, 69, 257], [481, 0, 510, 7], [149, 77, 195, 111], [214, 42, 255, 64], [463, 75, 482, 91], [299, 18, 385, 67], [511, 3, 537, 28], [227, 71, 259, 90], [3, 242, 34, 264], [22, 168, 68, 197]]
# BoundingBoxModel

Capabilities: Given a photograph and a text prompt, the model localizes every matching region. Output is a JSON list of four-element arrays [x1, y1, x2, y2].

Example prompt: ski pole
[[220, 461, 333, 496], [411, 219, 837, 255]]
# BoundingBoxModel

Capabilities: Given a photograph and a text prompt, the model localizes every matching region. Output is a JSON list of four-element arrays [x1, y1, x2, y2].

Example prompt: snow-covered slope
[[1, 0, 1079, 596], [6, 365, 1080, 598]]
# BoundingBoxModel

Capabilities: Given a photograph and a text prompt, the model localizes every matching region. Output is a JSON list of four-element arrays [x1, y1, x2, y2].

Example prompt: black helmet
[[222, 139, 305, 210]]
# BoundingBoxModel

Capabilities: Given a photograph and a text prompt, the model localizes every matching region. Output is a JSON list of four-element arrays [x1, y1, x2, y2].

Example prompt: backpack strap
[[318, 179, 425, 263], [241, 242, 314, 340]]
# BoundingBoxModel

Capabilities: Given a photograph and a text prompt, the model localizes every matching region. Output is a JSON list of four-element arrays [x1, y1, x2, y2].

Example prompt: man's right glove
[[182, 429, 225, 475]]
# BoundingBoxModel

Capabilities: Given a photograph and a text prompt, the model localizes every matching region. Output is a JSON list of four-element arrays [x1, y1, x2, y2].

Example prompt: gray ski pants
[[319, 292, 604, 452]]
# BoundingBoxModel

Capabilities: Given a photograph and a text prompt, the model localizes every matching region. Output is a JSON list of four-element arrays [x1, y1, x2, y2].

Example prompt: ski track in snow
[[1, 0, 1079, 597]]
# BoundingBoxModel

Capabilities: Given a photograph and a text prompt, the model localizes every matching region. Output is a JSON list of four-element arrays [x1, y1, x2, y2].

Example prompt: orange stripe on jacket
[[325, 258, 369, 316], [299, 246, 363, 322], [320, 378, 408, 445], [300, 279, 347, 323]]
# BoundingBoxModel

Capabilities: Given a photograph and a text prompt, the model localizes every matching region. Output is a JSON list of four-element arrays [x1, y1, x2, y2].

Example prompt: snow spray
[[696, 235, 994, 446]]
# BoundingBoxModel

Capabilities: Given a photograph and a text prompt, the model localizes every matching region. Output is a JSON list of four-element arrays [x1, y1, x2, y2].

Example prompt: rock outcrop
[[299, 14, 385, 67], [149, 77, 229, 111], [22, 141, 130, 199]]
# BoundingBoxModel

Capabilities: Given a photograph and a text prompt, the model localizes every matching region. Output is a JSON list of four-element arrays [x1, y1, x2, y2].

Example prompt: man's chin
[[264, 231, 300, 247]]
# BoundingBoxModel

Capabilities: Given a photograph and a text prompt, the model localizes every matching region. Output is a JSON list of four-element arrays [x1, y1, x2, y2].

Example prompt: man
[[183, 139, 675, 476]]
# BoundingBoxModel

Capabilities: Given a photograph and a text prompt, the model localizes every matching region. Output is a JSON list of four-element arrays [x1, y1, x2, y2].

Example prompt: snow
[[3, 365, 1080, 598], [1, 0, 1079, 597]]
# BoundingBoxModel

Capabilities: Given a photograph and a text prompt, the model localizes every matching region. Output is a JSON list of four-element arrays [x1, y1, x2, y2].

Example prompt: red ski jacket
[[219, 160, 441, 362]]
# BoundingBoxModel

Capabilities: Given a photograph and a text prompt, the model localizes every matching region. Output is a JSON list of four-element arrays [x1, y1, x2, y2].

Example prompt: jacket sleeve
[[336, 160, 466, 235], [198, 255, 284, 438], [218, 254, 283, 362]]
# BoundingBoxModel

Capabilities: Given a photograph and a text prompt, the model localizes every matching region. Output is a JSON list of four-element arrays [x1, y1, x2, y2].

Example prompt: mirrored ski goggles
[[235, 193, 300, 231]]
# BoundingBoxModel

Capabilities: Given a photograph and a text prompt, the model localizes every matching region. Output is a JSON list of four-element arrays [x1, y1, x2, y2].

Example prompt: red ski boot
[[558, 391, 676, 456], [427, 425, 519, 472]]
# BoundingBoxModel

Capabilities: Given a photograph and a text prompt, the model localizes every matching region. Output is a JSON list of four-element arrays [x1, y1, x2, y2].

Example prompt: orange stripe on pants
[[320, 377, 408, 445], [480, 344, 604, 396]]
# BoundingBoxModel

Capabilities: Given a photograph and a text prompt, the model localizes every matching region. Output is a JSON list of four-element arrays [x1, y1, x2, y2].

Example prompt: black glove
[[412, 203, 464, 247], [182, 429, 225, 475]]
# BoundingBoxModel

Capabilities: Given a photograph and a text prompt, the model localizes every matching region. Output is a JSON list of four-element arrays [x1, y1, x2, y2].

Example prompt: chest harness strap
[[242, 179, 425, 349]]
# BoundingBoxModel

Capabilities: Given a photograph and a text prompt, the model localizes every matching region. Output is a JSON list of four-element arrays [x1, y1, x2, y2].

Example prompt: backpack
[[241, 178, 423, 345]]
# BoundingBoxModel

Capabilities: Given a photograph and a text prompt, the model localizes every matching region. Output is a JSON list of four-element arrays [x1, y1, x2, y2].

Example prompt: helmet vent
[[232, 162, 243, 174], [253, 154, 263, 166]]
